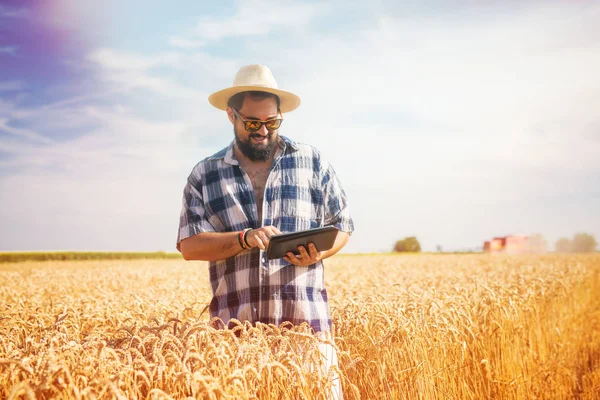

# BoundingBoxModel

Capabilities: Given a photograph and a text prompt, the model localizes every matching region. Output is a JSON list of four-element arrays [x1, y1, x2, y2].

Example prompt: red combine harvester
[[483, 235, 529, 254]]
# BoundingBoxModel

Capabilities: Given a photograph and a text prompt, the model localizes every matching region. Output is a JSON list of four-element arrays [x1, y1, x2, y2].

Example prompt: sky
[[1, 0, 599, 253]]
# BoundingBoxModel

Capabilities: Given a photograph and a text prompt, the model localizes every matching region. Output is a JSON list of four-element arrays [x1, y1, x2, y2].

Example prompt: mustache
[[250, 132, 272, 140]]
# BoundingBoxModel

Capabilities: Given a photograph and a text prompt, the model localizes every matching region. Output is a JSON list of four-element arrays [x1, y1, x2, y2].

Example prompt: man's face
[[228, 96, 280, 162]]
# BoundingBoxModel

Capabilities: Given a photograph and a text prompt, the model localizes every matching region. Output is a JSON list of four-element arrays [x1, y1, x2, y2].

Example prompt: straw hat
[[208, 64, 301, 113]]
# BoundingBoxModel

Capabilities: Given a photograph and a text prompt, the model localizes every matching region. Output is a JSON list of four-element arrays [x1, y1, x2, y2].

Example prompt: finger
[[262, 226, 280, 238], [307, 243, 319, 259], [248, 228, 265, 250], [298, 245, 310, 259], [256, 237, 266, 250], [257, 231, 271, 247], [249, 232, 266, 250], [286, 252, 300, 265]]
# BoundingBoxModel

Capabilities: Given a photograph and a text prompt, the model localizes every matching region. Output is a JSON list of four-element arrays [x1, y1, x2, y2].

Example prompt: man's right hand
[[245, 226, 281, 250]]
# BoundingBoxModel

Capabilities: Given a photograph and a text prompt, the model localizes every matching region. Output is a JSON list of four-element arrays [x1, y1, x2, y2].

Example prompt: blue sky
[[1, 0, 599, 253]]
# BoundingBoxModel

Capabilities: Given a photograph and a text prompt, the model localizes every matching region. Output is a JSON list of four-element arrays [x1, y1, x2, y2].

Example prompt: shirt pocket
[[281, 200, 318, 231], [277, 167, 322, 231], [284, 198, 312, 217]]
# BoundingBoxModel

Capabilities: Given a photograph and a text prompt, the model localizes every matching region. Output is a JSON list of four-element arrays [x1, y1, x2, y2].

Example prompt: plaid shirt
[[177, 136, 354, 332]]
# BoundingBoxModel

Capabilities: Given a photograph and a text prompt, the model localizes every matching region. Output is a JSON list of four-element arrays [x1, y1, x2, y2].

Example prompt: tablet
[[266, 226, 339, 260]]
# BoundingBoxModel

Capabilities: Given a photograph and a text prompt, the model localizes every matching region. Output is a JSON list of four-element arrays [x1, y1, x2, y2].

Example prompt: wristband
[[243, 228, 252, 249], [238, 230, 248, 249]]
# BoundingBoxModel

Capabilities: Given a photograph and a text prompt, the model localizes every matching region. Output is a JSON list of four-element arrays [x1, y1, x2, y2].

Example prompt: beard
[[234, 126, 278, 162]]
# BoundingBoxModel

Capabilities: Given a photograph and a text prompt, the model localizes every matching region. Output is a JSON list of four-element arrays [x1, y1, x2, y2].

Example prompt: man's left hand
[[284, 242, 322, 266]]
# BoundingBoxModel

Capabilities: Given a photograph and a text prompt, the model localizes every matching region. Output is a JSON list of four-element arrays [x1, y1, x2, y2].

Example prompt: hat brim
[[208, 86, 301, 113]]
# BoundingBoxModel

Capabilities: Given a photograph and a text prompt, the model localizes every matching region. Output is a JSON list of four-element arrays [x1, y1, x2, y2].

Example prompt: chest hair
[[243, 165, 271, 221]]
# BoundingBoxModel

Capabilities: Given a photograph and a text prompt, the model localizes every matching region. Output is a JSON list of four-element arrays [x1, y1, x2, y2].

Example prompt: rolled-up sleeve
[[176, 170, 216, 251], [321, 162, 354, 234]]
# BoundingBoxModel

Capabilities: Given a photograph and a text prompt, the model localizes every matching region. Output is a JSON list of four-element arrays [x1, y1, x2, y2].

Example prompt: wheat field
[[1, 254, 599, 399]]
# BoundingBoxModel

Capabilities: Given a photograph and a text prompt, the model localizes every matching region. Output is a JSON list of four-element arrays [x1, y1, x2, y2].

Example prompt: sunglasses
[[232, 108, 283, 132]]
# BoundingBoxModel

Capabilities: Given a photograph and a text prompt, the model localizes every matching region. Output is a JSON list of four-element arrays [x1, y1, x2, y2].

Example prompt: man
[[177, 64, 354, 332]]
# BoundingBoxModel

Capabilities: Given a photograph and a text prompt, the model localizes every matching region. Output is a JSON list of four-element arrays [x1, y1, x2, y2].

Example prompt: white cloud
[[193, 0, 320, 41], [0, 46, 18, 57], [168, 36, 206, 49], [0, 119, 54, 144], [0, 97, 18, 118], [88, 48, 235, 100]]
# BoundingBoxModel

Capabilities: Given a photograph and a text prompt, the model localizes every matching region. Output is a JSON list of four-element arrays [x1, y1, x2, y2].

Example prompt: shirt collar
[[215, 135, 299, 166]]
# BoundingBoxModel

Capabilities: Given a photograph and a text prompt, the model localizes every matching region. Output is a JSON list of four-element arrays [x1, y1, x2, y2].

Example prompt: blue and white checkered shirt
[[177, 136, 354, 332]]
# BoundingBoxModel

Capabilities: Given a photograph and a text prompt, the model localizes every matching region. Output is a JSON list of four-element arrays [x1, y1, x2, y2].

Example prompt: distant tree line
[[0, 251, 183, 263], [555, 233, 597, 253]]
